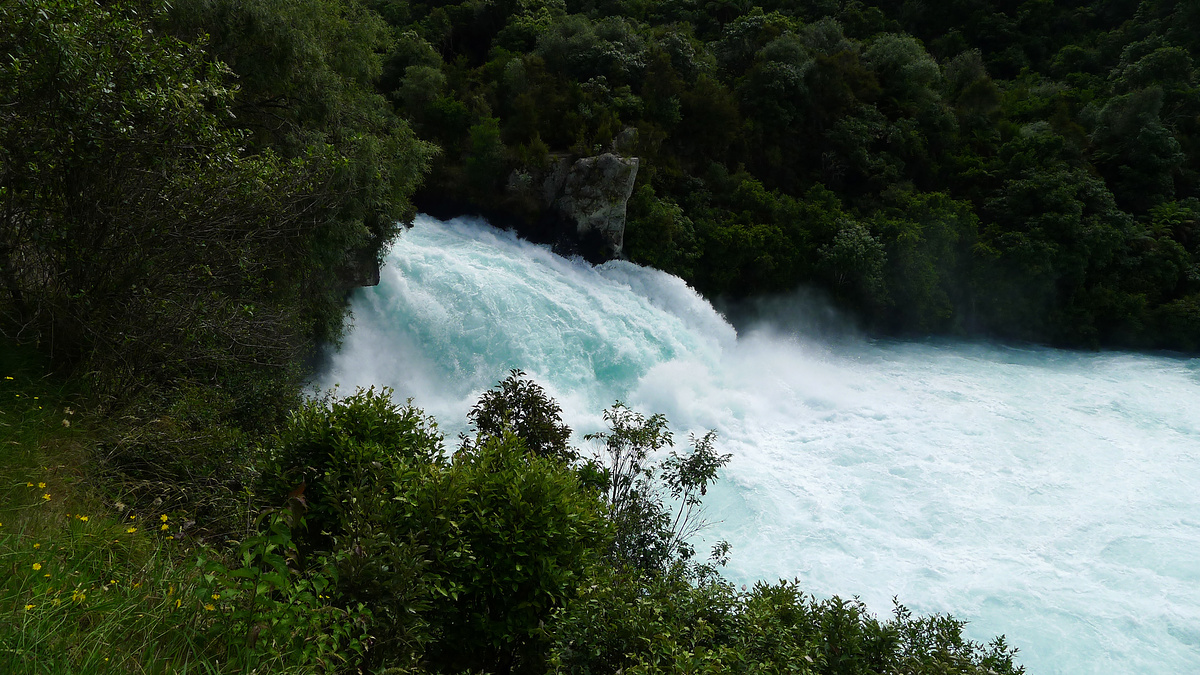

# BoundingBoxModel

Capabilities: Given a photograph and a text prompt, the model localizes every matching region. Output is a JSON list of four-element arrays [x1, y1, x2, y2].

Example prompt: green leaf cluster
[[549, 572, 1023, 675]]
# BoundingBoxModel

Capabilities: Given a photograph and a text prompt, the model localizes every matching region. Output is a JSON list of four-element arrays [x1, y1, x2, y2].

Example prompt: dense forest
[[1, 0, 1196, 672], [377, 0, 1200, 350]]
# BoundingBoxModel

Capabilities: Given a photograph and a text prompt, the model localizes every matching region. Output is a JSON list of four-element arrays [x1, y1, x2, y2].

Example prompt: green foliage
[[269, 386, 443, 540], [0, 0, 435, 523], [362, 0, 1200, 349], [585, 403, 730, 572], [819, 220, 889, 308], [0, 487, 367, 674], [197, 514, 375, 672], [403, 432, 610, 672], [1, 0, 300, 389], [166, 0, 437, 256], [624, 185, 700, 277], [267, 386, 609, 671], [548, 571, 1025, 675], [547, 566, 750, 675], [467, 369, 576, 462], [466, 116, 508, 197]]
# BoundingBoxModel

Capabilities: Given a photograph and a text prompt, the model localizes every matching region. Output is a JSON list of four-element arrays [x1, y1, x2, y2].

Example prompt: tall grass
[[0, 347, 369, 674]]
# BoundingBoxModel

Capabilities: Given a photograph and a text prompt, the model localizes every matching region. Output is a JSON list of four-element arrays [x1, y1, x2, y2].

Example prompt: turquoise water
[[321, 215, 1200, 674]]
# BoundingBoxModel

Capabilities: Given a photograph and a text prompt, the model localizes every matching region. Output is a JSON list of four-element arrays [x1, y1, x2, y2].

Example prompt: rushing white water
[[321, 215, 1200, 674]]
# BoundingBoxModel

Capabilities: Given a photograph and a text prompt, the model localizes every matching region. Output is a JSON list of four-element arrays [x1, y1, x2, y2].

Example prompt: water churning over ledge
[[321, 214, 1200, 675]]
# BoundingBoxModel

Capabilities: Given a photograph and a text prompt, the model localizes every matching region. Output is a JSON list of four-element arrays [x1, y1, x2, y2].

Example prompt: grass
[[0, 345, 85, 496], [0, 506, 214, 674], [0, 344, 366, 674]]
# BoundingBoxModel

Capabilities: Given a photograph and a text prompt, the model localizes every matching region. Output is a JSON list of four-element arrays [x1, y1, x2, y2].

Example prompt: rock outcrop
[[542, 153, 639, 258]]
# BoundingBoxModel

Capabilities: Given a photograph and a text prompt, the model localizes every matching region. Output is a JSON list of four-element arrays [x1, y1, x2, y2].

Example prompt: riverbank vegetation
[[6, 0, 1188, 672], [1, 355, 1024, 674]]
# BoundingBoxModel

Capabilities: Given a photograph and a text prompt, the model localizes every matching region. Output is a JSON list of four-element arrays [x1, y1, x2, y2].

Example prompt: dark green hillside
[[370, 0, 1200, 350]]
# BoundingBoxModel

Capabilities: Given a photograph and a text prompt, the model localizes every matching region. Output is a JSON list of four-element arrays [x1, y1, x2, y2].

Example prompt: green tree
[[585, 403, 730, 572], [167, 0, 436, 321], [0, 0, 328, 405], [467, 369, 576, 462]]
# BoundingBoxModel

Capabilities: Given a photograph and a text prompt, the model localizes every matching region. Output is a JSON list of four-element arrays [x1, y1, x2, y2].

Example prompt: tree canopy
[[368, 0, 1200, 350]]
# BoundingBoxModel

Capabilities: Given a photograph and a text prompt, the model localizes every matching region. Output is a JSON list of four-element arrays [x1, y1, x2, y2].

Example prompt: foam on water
[[321, 215, 1200, 674]]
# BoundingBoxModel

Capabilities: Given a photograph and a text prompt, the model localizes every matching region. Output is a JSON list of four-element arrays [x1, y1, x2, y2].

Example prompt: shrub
[[403, 432, 611, 673], [549, 572, 1025, 675], [586, 403, 730, 572], [467, 369, 577, 462], [268, 387, 443, 545], [268, 386, 611, 672]]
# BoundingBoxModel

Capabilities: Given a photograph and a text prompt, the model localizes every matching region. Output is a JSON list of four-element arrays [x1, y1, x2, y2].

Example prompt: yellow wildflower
[[32, 563, 42, 571], [33, 543, 40, 549], [42, 493, 51, 500], [78, 515, 88, 522], [130, 514, 136, 520], [160, 514, 169, 522], [24, 604, 34, 610], [161, 524, 169, 531], [211, 594, 220, 600], [176, 598, 182, 608], [37, 482, 45, 488], [126, 527, 137, 534], [26, 482, 33, 487], [203, 603, 215, 611]]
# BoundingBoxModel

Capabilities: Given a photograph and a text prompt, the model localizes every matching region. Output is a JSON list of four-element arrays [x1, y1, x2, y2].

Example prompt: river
[[320, 215, 1200, 674]]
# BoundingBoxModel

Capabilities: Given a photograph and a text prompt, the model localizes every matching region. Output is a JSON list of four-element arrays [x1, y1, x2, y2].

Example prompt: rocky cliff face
[[419, 142, 641, 264], [542, 153, 639, 258]]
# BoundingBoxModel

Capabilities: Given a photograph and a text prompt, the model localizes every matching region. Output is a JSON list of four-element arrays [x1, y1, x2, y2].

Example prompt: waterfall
[[321, 214, 1200, 674]]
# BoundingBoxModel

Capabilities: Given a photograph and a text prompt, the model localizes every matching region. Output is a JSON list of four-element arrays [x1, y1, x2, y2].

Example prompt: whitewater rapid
[[321, 215, 1200, 674]]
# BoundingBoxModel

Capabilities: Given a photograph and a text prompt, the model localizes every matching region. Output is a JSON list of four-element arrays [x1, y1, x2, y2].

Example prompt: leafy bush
[[467, 369, 576, 462], [401, 432, 611, 672], [268, 386, 610, 672], [266, 387, 442, 667], [549, 571, 1025, 675], [586, 403, 730, 572]]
